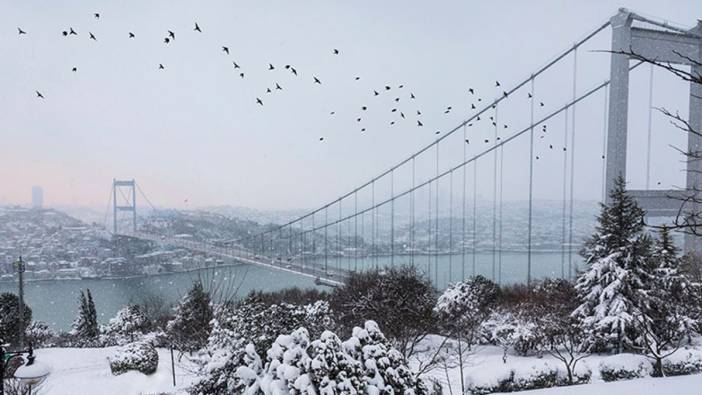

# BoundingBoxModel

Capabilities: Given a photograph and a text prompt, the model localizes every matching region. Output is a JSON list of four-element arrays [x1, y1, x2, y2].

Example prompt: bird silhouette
[[374, 90, 379, 96], [94, 13, 100, 19], [313, 76, 321, 84], [469, 88, 474, 94], [503, 91, 508, 97], [540, 102, 544, 107], [268, 63, 275, 70], [563, 147, 567, 151], [158, 63, 165, 70], [400, 112, 405, 119], [361, 106, 367, 111], [484, 139, 489, 143], [233, 61, 240, 68], [330, 111, 335, 115], [319, 137, 324, 141], [266, 88, 272, 93], [18, 27, 27, 35], [465, 139, 469, 144], [410, 93, 415, 99], [128, 32, 135, 38], [222, 46, 229, 54], [239, 72, 245, 78], [385, 85, 391, 90], [256, 98, 263, 106], [361, 128, 366, 132], [528, 93, 533, 98], [435, 131, 440, 135], [89, 32, 96, 40], [194, 23, 202, 32], [355, 76, 360, 81], [333, 49, 339, 55], [291, 67, 297, 75], [417, 120, 423, 126], [417, 110, 421, 115], [357, 118, 361, 122], [168, 30, 175, 40], [70, 27, 77, 35], [275, 83, 282, 90], [391, 109, 397, 113], [35, 91, 44, 98], [536, 156, 540, 160], [391, 121, 396, 125], [471, 104, 476, 109], [398, 85, 404, 88], [395, 97, 400, 102], [164, 37, 170, 44], [504, 124, 508, 129], [72, 67, 77, 72], [62, 31, 68, 36], [549, 144, 553, 149], [495, 81, 501, 87]]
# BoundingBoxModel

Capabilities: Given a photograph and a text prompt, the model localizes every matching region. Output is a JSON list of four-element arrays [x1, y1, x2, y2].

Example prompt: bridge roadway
[[115, 232, 349, 287]]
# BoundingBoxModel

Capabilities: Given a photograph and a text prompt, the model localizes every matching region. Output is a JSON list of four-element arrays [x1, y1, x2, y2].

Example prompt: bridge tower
[[112, 179, 137, 234], [605, 9, 702, 252]]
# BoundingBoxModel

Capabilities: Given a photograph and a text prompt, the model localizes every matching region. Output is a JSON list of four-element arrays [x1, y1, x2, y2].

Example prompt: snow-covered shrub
[[166, 280, 213, 352], [228, 321, 430, 394], [109, 341, 159, 376], [0, 292, 32, 347], [103, 304, 150, 345], [25, 321, 56, 348], [465, 360, 589, 394], [481, 309, 537, 363], [598, 353, 652, 382], [662, 348, 702, 376], [331, 265, 437, 358]]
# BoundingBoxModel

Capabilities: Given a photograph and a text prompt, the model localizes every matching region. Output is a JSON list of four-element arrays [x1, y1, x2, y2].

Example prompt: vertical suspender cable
[[371, 181, 376, 271], [391, 169, 395, 268], [561, 108, 569, 279], [646, 64, 654, 190], [473, 161, 478, 276], [435, 144, 440, 285], [498, 144, 504, 285], [338, 201, 343, 272], [492, 106, 498, 282], [325, 207, 328, 274], [428, 180, 433, 281], [567, 46, 578, 280], [528, 76, 535, 284], [601, 84, 609, 202], [354, 190, 358, 271], [462, 125, 467, 281], [449, 169, 454, 286], [411, 156, 416, 267]]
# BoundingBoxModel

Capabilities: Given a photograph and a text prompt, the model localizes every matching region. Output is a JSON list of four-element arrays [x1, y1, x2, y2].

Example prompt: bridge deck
[[116, 232, 349, 286]]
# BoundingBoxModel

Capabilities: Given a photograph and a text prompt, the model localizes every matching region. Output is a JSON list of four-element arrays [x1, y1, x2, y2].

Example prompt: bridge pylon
[[112, 179, 137, 234]]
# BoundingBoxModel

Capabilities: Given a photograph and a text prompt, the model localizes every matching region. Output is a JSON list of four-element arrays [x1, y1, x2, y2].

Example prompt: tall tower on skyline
[[31, 186, 43, 209]]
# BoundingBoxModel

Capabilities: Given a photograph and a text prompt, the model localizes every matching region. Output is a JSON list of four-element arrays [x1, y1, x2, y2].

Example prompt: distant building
[[31, 186, 43, 209]]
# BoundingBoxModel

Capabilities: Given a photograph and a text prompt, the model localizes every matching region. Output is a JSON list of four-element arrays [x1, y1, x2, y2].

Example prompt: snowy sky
[[1, 0, 700, 211]]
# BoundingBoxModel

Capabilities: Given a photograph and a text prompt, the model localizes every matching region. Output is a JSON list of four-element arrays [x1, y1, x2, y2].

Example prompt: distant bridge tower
[[113, 179, 137, 234], [605, 9, 702, 252]]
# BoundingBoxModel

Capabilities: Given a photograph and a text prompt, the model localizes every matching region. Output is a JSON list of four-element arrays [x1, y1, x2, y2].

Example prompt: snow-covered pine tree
[[166, 280, 213, 352], [106, 304, 150, 344], [574, 176, 654, 353], [71, 289, 99, 339], [636, 226, 701, 376]]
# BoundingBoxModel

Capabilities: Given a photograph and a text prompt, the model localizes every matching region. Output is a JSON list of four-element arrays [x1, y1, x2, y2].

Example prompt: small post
[[170, 346, 176, 387], [16, 256, 26, 349]]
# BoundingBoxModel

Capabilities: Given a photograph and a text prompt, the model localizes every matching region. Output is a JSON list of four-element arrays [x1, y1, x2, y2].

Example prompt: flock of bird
[[14, 11, 589, 160]]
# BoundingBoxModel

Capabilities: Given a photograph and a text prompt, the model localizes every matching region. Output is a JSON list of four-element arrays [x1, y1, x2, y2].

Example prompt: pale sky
[[1, 0, 700, 211]]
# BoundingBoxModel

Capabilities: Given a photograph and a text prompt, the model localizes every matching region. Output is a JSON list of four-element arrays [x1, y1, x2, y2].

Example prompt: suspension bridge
[[106, 9, 702, 288]]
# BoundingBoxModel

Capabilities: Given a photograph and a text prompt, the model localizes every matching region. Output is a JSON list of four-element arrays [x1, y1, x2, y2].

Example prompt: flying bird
[[62, 31, 68, 36], [355, 76, 360, 81], [471, 104, 476, 109], [319, 137, 324, 141], [528, 93, 533, 98], [417, 110, 421, 115], [168, 30, 175, 40], [266, 88, 272, 93], [484, 139, 489, 143], [233, 61, 240, 68], [35, 90, 44, 98], [417, 120, 423, 126], [313, 76, 321, 84], [89, 32, 96, 40], [333, 48, 339, 55], [158, 63, 165, 70], [435, 131, 440, 135], [361, 106, 367, 111], [410, 93, 415, 99], [94, 13, 100, 19], [469, 88, 474, 94], [394, 97, 400, 102], [239, 72, 245, 78], [275, 83, 282, 90], [194, 23, 202, 32], [18, 27, 27, 35], [256, 98, 263, 106], [357, 118, 361, 122], [290, 67, 297, 75], [129, 32, 135, 38], [374, 90, 379, 96], [361, 128, 366, 132], [465, 139, 469, 144], [540, 102, 544, 107], [72, 67, 77, 72], [164, 37, 170, 44], [385, 85, 391, 90], [503, 91, 508, 97], [70, 27, 77, 35], [400, 112, 405, 119], [495, 81, 501, 87], [222, 46, 229, 54], [268, 63, 275, 70]]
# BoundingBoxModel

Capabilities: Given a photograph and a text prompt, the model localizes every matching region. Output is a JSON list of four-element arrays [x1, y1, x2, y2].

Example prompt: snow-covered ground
[[32, 347, 197, 395], [22, 343, 702, 394]]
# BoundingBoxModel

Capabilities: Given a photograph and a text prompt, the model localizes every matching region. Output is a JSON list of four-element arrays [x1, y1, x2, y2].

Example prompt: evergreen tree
[[71, 289, 99, 339], [574, 176, 654, 353], [166, 280, 213, 352], [0, 292, 32, 346], [635, 226, 701, 376]]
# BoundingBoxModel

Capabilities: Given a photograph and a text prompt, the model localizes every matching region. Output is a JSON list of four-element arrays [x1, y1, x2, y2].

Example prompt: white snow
[[30, 347, 197, 395], [524, 373, 702, 394]]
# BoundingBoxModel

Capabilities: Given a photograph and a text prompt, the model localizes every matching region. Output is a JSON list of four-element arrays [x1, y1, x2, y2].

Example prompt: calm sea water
[[0, 251, 582, 331]]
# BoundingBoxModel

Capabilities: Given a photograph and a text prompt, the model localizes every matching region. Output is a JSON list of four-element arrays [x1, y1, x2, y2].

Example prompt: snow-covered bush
[[465, 360, 590, 394], [103, 304, 150, 345], [481, 309, 537, 363], [598, 353, 652, 382], [166, 280, 213, 352], [25, 320, 56, 348], [662, 348, 702, 376], [331, 265, 437, 358], [109, 341, 159, 376]]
